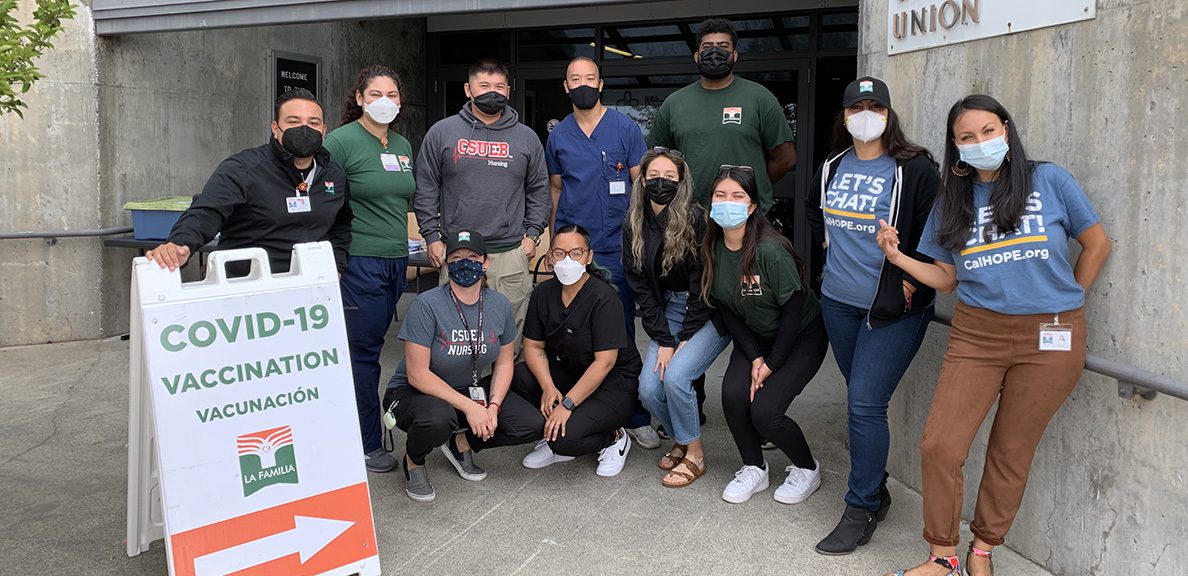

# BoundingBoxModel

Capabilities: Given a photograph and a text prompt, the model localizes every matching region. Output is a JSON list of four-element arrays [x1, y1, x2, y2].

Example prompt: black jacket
[[168, 138, 352, 275], [622, 205, 711, 348], [806, 149, 939, 328]]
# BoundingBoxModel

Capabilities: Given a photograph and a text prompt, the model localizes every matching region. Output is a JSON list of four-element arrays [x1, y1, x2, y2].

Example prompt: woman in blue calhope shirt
[[806, 77, 941, 556], [876, 95, 1111, 576]]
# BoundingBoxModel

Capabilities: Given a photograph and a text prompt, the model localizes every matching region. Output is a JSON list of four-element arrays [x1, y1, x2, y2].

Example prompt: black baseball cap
[[445, 230, 487, 257], [843, 76, 892, 109]]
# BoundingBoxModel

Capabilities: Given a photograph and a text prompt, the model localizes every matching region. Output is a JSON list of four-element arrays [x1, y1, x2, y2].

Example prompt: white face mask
[[364, 97, 400, 124], [845, 109, 887, 143], [553, 257, 586, 286]]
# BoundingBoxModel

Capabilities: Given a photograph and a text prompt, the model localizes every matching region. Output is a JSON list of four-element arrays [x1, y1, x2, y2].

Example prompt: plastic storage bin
[[123, 197, 192, 241]]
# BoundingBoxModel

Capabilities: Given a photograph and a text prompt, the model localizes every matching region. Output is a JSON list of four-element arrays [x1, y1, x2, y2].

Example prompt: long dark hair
[[829, 106, 936, 166], [340, 64, 403, 127], [553, 224, 614, 287], [700, 168, 806, 305], [934, 94, 1034, 252], [625, 149, 702, 275]]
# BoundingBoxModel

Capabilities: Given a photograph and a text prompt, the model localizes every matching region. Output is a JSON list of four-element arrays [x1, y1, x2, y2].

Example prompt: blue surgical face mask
[[447, 258, 484, 287], [958, 134, 1009, 171], [710, 201, 751, 229]]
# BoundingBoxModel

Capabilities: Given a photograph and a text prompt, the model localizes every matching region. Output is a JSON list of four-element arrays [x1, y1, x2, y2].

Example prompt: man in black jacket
[[146, 89, 351, 276]]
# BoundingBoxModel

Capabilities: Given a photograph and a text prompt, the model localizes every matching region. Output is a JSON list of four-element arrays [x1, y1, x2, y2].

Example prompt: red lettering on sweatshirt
[[454, 139, 513, 164]]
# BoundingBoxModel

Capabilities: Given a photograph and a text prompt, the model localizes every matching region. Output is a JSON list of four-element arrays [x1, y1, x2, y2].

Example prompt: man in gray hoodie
[[415, 59, 550, 354]]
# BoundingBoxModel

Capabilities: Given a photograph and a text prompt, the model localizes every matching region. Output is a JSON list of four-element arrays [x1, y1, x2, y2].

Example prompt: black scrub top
[[524, 276, 643, 381]]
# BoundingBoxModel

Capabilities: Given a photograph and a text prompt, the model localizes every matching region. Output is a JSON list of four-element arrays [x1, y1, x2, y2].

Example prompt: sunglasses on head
[[651, 146, 684, 158], [718, 164, 755, 176]]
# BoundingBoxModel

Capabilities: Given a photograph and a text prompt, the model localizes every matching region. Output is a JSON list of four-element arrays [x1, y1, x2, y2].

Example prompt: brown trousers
[[920, 302, 1086, 547]]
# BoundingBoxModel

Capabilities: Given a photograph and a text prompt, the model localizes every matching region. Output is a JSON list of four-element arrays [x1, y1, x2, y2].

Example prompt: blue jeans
[[820, 294, 933, 511], [341, 255, 408, 454], [638, 292, 731, 444]]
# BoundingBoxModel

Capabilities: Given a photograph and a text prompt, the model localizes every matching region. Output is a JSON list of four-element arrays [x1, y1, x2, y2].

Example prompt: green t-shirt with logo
[[709, 238, 819, 341], [648, 77, 793, 212], [324, 120, 416, 258]]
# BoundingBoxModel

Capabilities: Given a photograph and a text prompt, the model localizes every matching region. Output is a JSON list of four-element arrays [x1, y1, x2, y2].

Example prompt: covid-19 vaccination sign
[[126, 243, 380, 576]]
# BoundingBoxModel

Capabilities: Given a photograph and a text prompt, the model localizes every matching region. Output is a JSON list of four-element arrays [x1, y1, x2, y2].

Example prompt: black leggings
[[721, 316, 829, 469], [383, 376, 544, 466], [509, 361, 638, 457]]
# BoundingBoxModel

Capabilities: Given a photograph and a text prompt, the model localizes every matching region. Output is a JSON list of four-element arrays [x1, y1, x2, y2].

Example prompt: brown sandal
[[662, 457, 705, 488], [658, 443, 687, 471]]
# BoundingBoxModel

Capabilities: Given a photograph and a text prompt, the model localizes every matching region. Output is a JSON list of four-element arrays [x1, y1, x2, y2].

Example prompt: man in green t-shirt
[[647, 18, 796, 213]]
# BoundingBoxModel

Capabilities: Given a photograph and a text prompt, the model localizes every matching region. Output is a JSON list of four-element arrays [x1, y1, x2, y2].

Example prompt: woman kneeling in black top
[[514, 225, 643, 477]]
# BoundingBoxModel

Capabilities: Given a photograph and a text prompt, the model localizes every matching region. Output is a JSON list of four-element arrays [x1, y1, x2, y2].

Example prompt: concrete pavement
[[0, 294, 1056, 576]]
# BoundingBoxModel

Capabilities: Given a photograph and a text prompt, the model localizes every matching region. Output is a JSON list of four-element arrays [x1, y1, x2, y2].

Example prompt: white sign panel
[[130, 243, 380, 576], [888, 0, 1095, 55]]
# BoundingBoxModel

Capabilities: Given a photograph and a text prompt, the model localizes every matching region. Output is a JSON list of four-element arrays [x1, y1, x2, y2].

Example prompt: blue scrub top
[[545, 108, 647, 253]]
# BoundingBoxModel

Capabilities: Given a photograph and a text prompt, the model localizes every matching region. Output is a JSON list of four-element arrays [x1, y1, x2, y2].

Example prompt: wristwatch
[[561, 397, 576, 411], [526, 234, 541, 246]]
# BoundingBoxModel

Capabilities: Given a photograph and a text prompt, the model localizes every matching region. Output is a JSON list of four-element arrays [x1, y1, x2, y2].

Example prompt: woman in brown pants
[[875, 94, 1112, 576]]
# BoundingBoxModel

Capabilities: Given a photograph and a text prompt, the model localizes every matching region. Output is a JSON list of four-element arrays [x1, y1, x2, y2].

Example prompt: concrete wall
[[859, 1, 1188, 574], [0, 0, 426, 346]]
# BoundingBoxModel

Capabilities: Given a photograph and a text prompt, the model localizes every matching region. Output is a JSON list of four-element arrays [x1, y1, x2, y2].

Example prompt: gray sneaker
[[626, 425, 661, 449], [364, 447, 398, 472], [440, 438, 487, 481], [403, 456, 435, 502]]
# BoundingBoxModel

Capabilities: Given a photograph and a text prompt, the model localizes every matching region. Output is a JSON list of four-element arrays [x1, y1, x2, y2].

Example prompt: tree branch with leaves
[[1, 0, 76, 118]]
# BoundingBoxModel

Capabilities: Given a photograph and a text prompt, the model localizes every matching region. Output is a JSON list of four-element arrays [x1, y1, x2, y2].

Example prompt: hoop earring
[[951, 162, 973, 177]]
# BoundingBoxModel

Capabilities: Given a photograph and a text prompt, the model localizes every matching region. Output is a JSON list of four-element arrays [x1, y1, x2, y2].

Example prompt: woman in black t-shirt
[[511, 225, 643, 477]]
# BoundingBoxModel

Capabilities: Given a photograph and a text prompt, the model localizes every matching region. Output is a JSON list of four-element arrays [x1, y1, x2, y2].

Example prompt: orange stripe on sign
[[960, 235, 1048, 256], [170, 482, 377, 576], [823, 207, 876, 220]]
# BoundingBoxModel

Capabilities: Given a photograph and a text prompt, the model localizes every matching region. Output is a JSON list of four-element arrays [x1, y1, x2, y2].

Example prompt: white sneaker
[[521, 439, 575, 469], [722, 463, 769, 503], [774, 459, 822, 504], [596, 428, 632, 477], [626, 424, 661, 449]]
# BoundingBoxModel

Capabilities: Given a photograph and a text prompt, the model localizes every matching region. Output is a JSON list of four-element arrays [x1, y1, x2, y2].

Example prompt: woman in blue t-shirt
[[806, 77, 941, 555], [877, 95, 1111, 576]]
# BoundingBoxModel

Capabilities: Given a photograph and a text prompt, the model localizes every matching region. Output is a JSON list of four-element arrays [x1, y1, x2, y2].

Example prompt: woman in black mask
[[623, 147, 731, 487]]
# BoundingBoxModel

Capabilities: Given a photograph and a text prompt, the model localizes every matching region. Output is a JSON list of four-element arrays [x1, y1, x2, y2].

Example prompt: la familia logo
[[237, 425, 299, 496]]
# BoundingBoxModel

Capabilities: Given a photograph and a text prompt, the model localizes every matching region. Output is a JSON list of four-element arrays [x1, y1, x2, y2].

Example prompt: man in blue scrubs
[[546, 57, 658, 448], [546, 56, 646, 338]]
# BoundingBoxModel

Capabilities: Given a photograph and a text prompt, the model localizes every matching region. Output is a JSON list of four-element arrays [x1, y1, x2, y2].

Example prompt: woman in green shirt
[[701, 166, 829, 505], [324, 64, 417, 473]]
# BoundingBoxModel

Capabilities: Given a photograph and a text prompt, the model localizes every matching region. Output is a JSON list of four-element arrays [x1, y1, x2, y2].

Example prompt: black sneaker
[[403, 455, 435, 502], [440, 436, 487, 481]]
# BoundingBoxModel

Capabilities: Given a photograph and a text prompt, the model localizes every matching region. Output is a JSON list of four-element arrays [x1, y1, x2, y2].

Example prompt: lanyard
[[446, 285, 484, 385], [295, 159, 318, 196]]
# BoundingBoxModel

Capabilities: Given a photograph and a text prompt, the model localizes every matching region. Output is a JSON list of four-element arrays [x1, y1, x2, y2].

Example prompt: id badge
[[468, 386, 488, 407], [1039, 323, 1073, 351], [609, 180, 626, 195], [286, 196, 311, 213], [380, 153, 402, 171]]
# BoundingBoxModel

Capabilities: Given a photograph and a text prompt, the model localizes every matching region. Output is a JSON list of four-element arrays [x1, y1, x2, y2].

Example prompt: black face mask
[[472, 91, 508, 115], [644, 177, 680, 205], [567, 85, 601, 110], [280, 125, 323, 158], [697, 46, 735, 80]]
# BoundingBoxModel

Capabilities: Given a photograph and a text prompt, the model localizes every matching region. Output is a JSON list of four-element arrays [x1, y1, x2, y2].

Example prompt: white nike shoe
[[521, 439, 575, 469], [596, 428, 632, 477]]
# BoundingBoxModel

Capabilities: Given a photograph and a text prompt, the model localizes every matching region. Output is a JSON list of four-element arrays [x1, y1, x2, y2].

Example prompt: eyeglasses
[[550, 247, 587, 261], [718, 164, 755, 175], [651, 146, 684, 158]]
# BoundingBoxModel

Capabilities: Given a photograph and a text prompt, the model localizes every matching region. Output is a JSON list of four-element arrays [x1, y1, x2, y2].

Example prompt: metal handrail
[[0, 227, 134, 244], [931, 310, 1188, 402]]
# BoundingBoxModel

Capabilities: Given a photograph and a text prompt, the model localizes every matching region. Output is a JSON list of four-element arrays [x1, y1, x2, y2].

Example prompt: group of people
[[143, 16, 1111, 576]]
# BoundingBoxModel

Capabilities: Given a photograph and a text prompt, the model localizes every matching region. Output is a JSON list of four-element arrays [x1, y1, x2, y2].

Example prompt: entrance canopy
[[92, 0, 647, 35]]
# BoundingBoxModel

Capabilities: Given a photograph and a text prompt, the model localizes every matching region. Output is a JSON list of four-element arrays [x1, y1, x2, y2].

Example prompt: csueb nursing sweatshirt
[[414, 102, 550, 249]]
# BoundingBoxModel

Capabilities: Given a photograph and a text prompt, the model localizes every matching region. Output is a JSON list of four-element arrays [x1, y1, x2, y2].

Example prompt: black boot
[[815, 505, 878, 556], [877, 482, 891, 521]]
